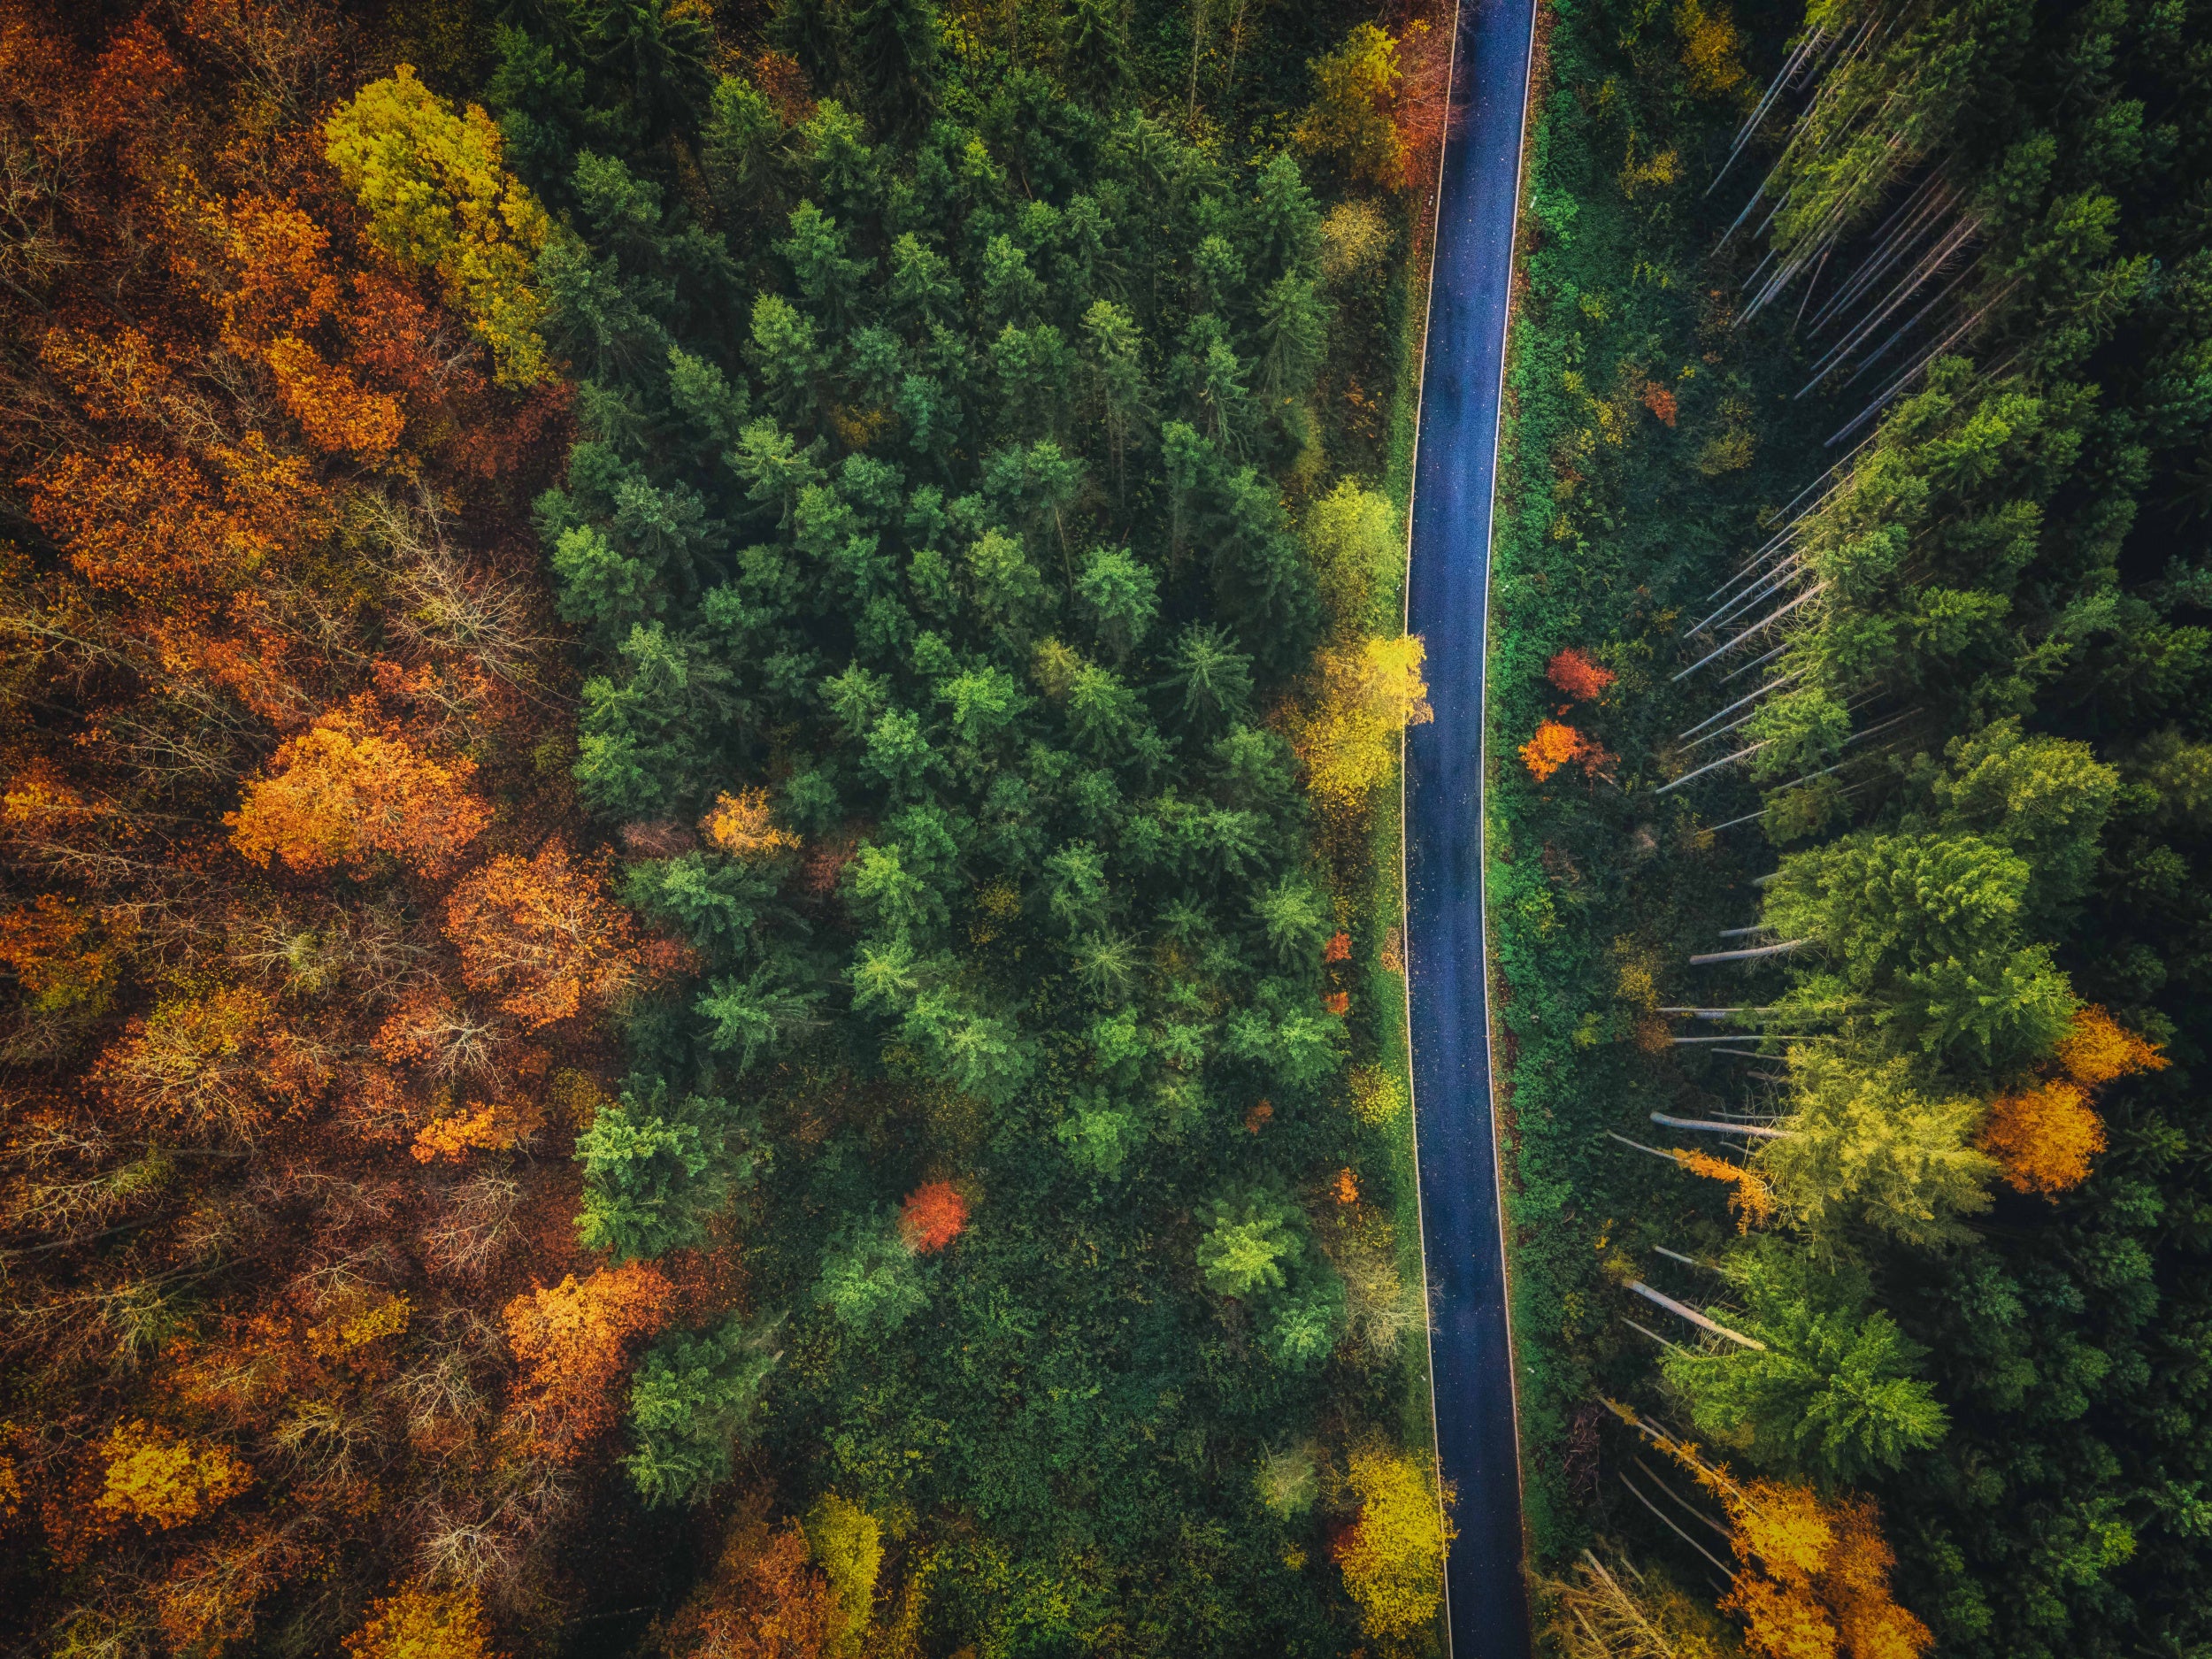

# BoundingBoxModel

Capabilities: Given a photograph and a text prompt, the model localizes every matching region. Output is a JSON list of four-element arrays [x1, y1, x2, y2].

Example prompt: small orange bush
[[1520, 719, 1588, 780]]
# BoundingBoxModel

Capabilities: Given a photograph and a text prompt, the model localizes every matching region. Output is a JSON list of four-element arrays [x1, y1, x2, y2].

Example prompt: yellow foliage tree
[[1293, 25, 1409, 190], [1676, 0, 1747, 97], [704, 787, 802, 860], [1333, 1444, 1454, 1645], [1294, 635, 1433, 815], [1303, 480, 1400, 637], [324, 66, 556, 388], [1673, 1147, 1778, 1231], [343, 1582, 497, 1659], [804, 1492, 883, 1643], [2055, 1003, 2168, 1087], [96, 1421, 252, 1530]]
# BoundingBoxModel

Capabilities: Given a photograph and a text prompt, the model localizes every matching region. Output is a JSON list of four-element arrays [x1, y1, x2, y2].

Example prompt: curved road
[[1403, 0, 1539, 1655]]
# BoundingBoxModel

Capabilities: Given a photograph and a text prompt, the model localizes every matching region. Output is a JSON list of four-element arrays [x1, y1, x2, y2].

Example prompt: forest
[[8, 0, 2208, 1656], [0, 0, 1462, 1655], [1495, 2, 2212, 1659]]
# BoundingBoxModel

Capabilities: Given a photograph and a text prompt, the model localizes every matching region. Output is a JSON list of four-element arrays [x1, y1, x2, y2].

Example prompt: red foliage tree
[[1545, 648, 1617, 702], [899, 1181, 971, 1253]]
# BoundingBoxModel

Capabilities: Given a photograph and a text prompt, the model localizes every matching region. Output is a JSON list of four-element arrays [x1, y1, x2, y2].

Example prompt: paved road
[[1403, 0, 1538, 1654]]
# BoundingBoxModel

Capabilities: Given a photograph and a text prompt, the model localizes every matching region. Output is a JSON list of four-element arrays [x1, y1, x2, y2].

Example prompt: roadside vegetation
[[0, 0, 1466, 1655], [1494, 3, 2212, 1657]]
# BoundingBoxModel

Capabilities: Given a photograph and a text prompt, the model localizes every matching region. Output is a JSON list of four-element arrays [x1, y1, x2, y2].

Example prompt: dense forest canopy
[[0, 0, 1455, 1655], [1494, 2, 2212, 1658], [7, 0, 2211, 1655]]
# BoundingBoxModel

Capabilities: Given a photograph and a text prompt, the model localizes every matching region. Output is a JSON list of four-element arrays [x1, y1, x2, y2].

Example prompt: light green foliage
[[1663, 1246, 1947, 1486], [1766, 831, 2031, 984], [1302, 480, 1400, 637], [1745, 687, 1851, 781], [1927, 719, 2117, 924], [625, 1315, 780, 1506], [1197, 1190, 1300, 1298], [1056, 1098, 1140, 1180], [1758, 1048, 1997, 1246], [816, 1217, 926, 1333], [1074, 547, 1160, 660], [1254, 874, 1330, 964]]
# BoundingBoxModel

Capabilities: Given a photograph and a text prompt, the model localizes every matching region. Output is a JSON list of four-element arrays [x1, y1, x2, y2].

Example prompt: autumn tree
[[654, 1504, 844, 1659], [1293, 25, 1410, 190], [1547, 648, 1617, 702], [445, 841, 646, 1027], [1294, 635, 1433, 814], [898, 1179, 970, 1252], [343, 1584, 496, 1659], [1977, 1004, 2166, 1194], [325, 66, 557, 387], [504, 1262, 674, 1457], [1334, 1444, 1453, 1643], [228, 702, 491, 878]]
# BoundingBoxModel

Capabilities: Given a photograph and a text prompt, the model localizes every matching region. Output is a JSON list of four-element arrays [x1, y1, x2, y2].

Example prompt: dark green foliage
[[576, 1083, 759, 1261], [489, 3, 1436, 1649]]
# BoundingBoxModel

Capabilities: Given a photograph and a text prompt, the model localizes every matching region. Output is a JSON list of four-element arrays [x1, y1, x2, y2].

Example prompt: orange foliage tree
[[445, 841, 645, 1028], [1546, 647, 1617, 702], [1521, 718, 1590, 781], [1611, 1402, 1932, 1659], [503, 1263, 675, 1458], [228, 699, 491, 877], [1978, 1004, 2167, 1195], [658, 1508, 846, 1659]]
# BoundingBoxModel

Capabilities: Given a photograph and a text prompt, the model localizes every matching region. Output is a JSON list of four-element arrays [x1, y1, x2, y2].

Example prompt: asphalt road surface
[[1402, 0, 1539, 1654]]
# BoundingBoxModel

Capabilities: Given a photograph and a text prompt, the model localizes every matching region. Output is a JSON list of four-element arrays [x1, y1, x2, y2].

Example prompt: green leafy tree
[[1758, 1049, 1997, 1247], [816, 1217, 927, 1331], [625, 1315, 780, 1505], [1196, 1190, 1301, 1298], [1663, 1246, 1948, 1486], [576, 1087, 754, 1262]]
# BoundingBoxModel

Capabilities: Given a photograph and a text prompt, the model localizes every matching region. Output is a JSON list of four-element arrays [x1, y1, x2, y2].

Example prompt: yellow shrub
[[1319, 199, 1392, 283], [1335, 1445, 1453, 1644], [1677, 0, 1747, 96], [1348, 1064, 1408, 1125], [1295, 635, 1433, 815], [1293, 25, 1408, 189]]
